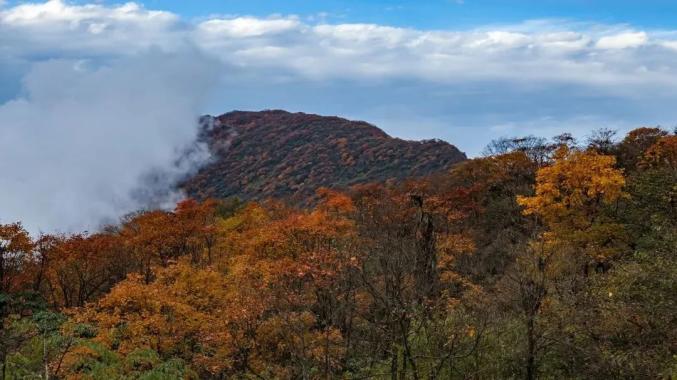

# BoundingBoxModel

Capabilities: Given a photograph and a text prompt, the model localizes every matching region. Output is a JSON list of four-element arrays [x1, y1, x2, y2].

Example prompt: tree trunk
[[44, 333, 50, 380], [1, 350, 7, 380], [526, 316, 536, 380], [412, 195, 438, 300], [391, 352, 398, 380]]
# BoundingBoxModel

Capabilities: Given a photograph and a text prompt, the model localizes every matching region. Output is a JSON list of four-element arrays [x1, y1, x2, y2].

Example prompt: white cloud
[[0, 52, 218, 233], [659, 40, 677, 50], [191, 17, 677, 88], [596, 31, 648, 49], [0, 0, 183, 58], [197, 16, 300, 37], [472, 31, 530, 48], [2, 1, 677, 87], [0, 0, 176, 25]]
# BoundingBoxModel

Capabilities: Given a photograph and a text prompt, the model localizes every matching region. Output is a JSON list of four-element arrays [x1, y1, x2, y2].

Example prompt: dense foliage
[[0, 128, 674, 379], [183, 110, 467, 202]]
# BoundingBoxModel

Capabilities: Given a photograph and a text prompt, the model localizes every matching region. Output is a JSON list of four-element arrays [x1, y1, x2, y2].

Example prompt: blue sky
[[2, 0, 677, 231]]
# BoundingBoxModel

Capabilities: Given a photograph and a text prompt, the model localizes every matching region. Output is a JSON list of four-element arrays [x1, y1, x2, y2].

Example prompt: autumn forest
[[0, 127, 675, 379]]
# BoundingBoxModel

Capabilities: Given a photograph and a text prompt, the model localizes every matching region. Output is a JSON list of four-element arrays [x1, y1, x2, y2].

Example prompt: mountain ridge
[[183, 110, 467, 202]]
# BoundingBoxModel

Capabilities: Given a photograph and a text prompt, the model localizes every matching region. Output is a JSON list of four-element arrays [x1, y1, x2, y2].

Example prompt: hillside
[[3, 127, 675, 379], [183, 110, 467, 201]]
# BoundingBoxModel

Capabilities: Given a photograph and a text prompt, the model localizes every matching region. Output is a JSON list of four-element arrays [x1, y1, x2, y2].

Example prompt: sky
[[2, 0, 677, 232]]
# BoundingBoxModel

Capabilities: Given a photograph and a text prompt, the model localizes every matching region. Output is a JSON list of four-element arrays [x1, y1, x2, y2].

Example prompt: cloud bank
[[0, 52, 217, 233], [2, 0, 677, 231], [3, 1, 677, 86]]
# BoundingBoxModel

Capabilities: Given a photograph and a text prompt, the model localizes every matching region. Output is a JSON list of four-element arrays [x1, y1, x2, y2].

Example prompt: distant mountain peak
[[183, 110, 466, 202]]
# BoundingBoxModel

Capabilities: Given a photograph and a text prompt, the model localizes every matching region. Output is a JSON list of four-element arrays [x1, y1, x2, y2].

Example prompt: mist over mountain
[[0, 51, 218, 233], [183, 110, 467, 203]]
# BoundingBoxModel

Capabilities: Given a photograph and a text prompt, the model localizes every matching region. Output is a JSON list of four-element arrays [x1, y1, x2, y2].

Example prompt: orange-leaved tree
[[0, 223, 33, 294], [214, 191, 356, 378], [63, 261, 234, 378], [0, 223, 35, 379]]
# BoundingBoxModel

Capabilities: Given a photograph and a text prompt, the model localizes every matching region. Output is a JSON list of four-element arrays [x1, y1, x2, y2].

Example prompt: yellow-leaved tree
[[517, 145, 628, 263]]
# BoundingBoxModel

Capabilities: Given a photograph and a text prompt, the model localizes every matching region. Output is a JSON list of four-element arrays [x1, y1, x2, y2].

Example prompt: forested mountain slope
[[183, 110, 467, 202], [1, 127, 675, 379]]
